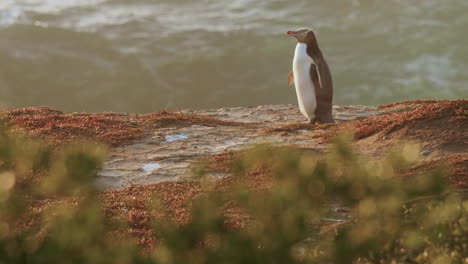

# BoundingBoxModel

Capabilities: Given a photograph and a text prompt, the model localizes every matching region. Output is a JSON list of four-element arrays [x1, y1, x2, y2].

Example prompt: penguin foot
[[313, 117, 336, 124], [308, 119, 318, 125]]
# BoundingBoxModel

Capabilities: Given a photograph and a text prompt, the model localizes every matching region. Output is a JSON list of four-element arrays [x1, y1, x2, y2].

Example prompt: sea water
[[0, 0, 467, 112]]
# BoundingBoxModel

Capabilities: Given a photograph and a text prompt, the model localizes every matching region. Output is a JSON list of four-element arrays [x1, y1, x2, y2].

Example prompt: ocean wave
[[0, 5, 24, 26], [0, 0, 467, 112]]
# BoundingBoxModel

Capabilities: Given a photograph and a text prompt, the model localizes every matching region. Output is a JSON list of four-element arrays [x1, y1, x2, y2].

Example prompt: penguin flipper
[[310, 63, 335, 123], [288, 71, 294, 86], [313, 60, 334, 101], [309, 64, 321, 91]]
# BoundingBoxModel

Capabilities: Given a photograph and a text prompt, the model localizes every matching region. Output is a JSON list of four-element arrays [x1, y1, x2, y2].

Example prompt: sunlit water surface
[[1, 0, 467, 112]]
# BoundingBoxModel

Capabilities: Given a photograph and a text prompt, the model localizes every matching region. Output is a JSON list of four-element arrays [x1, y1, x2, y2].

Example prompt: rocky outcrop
[[4, 100, 466, 250], [96, 101, 467, 190], [2, 100, 466, 190]]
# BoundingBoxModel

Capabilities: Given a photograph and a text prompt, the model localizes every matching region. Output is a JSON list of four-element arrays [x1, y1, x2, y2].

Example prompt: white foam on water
[[165, 134, 189, 143], [405, 55, 454, 86], [14, 0, 107, 14], [142, 163, 161, 173], [1, 0, 466, 113], [0, 6, 24, 26]]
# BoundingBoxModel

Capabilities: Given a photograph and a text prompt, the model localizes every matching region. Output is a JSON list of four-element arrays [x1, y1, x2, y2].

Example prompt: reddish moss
[[102, 140, 466, 250], [19, 149, 467, 251], [100, 182, 204, 247], [98, 149, 277, 248], [449, 155, 468, 187], [377, 99, 451, 109], [399, 154, 467, 185], [1, 107, 143, 146], [1, 107, 256, 147], [141, 110, 258, 128], [355, 100, 467, 139], [10, 101, 468, 251], [205, 152, 238, 174], [316, 100, 467, 141]]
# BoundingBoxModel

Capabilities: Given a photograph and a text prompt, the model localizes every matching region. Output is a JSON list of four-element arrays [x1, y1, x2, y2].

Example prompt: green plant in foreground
[[0, 124, 466, 264], [156, 138, 466, 264], [0, 124, 143, 264]]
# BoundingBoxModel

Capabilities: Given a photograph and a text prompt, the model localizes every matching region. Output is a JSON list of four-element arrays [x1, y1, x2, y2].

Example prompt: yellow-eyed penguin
[[286, 28, 335, 123]]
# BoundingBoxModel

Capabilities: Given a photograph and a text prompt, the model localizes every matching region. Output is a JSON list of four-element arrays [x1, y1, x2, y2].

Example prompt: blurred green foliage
[[0, 125, 466, 263]]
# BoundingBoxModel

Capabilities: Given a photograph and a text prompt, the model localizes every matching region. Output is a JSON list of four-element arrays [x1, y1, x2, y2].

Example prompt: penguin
[[286, 28, 335, 124]]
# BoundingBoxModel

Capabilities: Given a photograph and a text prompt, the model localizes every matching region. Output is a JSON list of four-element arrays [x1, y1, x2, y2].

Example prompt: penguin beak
[[286, 30, 301, 41], [287, 28, 313, 43]]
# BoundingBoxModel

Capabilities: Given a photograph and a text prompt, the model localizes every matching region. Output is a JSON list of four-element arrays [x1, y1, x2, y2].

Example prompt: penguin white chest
[[292, 43, 317, 121]]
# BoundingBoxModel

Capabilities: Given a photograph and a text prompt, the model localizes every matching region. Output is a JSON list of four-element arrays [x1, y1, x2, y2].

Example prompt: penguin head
[[286, 28, 317, 44]]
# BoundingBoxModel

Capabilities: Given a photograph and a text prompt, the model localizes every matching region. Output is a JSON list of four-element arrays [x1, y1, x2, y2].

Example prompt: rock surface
[[2, 101, 465, 190], [96, 104, 393, 190], [4, 100, 466, 249]]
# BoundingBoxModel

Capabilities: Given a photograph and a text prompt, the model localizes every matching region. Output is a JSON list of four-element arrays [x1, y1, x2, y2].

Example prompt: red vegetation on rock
[[355, 100, 467, 139], [449, 155, 468, 187], [1, 107, 143, 146], [377, 99, 452, 109], [9, 100, 467, 250], [141, 110, 257, 128], [1, 107, 256, 147], [98, 154, 278, 248], [316, 100, 467, 141], [313, 100, 467, 187]]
